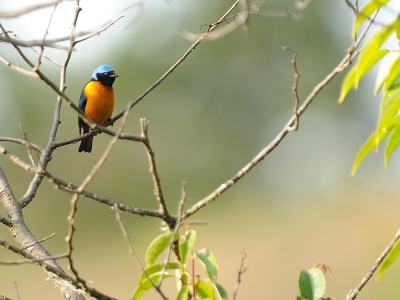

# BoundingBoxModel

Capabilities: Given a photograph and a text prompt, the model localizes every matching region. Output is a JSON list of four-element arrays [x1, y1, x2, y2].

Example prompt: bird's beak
[[110, 72, 119, 78]]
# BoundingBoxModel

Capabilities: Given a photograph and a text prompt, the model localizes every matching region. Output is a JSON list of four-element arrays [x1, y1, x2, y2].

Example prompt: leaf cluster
[[133, 229, 228, 300], [339, 0, 400, 174]]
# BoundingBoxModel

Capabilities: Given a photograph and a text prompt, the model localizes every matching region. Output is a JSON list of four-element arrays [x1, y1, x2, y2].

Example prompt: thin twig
[[75, 16, 124, 44], [0, 55, 38, 77], [0, 0, 61, 18], [0, 237, 113, 299], [140, 119, 169, 217], [113, 204, 168, 300], [0, 145, 42, 174], [35, 2, 59, 71], [0, 215, 12, 226], [344, 0, 357, 14], [19, 233, 55, 251], [13, 281, 21, 300], [0, 254, 68, 265], [232, 252, 247, 300], [110, 0, 242, 123], [346, 230, 400, 300], [156, 182, 187, 289], [282, 47, 300, 131], [17, 124, 38, 166], [0, 137, 42, 152]]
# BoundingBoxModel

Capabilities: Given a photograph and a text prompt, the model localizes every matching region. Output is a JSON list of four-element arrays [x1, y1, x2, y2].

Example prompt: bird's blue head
[[91, 65, 119, 86]]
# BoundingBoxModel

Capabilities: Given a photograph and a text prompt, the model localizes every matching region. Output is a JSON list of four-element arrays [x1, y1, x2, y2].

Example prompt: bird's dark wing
[[78, 85, 88, 135]]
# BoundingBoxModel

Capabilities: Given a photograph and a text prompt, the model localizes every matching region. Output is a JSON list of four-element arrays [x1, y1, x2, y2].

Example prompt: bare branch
[[0, 0, 61, 18], [156, 182, 187, 289], [19, 233, 56, 251], [0, 167, 85, 300], [75, 16, 124, 44], [0, 215, 12, 226], [0, 253, 68, 265], [17, 124, 39, 166], [35, 2, 59, 70], [0, 54, 39, 77], [181, 11, 373, 220], [13, 282, 21, 300], [346, 230, 400, 300], [0, 294, 12, 300], [282, 47, 300, 131], [0, 137, 42, 152], [0, 144, 42, 174], [111, 0, 243, 123], [45, 169, 161, 216], [140, 119, 170, 217], [0, 237, 113, 299], [233, 252, 247, 300], [113, 204, 168, 300]]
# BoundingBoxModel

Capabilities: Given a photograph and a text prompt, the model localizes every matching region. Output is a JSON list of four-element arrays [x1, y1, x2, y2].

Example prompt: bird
[[78, 65, 119, 153]]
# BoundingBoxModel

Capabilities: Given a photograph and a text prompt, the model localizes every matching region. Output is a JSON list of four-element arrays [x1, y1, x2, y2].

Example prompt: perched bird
[[78, 65, 119, 153]]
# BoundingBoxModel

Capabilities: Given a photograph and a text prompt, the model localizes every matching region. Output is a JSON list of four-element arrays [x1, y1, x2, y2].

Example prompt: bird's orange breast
[[83, 81, 115, 125]]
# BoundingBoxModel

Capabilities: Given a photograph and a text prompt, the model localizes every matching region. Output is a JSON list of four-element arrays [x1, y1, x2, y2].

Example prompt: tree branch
[[0, 167, 85, 300], [0, 0, 61, 18], [346, 229, 400, 300]]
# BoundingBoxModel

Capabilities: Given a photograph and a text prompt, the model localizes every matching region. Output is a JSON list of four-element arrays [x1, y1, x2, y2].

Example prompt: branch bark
[[0, 167, 86, 300]]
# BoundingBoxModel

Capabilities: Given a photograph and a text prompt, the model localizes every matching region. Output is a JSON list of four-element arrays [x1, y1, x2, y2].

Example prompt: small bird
[[78, 65, 119, 153]]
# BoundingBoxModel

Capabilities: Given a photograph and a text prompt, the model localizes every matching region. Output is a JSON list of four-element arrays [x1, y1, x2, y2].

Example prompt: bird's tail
[[78, 137, 93, 153]]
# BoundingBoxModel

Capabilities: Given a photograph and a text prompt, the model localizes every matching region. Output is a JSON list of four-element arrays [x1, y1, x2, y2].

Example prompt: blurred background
[[1, 0, 400, 299]]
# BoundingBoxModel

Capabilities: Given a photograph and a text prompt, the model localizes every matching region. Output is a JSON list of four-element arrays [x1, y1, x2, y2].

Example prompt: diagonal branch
[[110, 0, 243, 123], [181, 11, 374, 220], [0, 0, 61, 18], [140, 119, 170, 219], [346, 229, 400, 300], [0, 167, 85, 300]]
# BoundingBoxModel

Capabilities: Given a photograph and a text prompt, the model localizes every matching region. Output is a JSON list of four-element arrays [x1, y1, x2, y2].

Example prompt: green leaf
[[396, 14, 400, 40], [296, 297, 304, 300], [215, 282, 228, 300], [340, 23, 394, 103], [352, 132, 380, 175], [146, 232, 179, 266], [308, 268, 326, 299], [139, 262, 183, 284], [353, 0, 390, 37], [298, 268, 326, 300], [179, 230, 197, 265], [195, 249, 219, 282], [356, 49, 389, 88], [352, 111, 400, 175], [132, 273, 170, 300], [375, 52, 400, 94], [197, 281, 215, 300], [389, 75, 400, 92], [299, 270, 313, 300], [385, 120, 400, 167], [377, 239, 400, 281], [360, 20, 394, 54], [176, 285, 191, 300], [338, 64, 358, 103], [383, 57, 400, 93], [378, 88, 400, 131]]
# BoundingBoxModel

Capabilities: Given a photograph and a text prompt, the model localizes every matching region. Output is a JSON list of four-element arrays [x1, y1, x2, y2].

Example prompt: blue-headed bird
[[78, 65, 119, 153]]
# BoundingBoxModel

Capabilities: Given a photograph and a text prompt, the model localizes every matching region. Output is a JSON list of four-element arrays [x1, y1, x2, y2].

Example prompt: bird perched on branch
[[78, 64, 119, 153]]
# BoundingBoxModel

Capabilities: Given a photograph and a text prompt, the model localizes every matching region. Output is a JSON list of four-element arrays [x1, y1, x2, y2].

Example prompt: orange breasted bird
[[78, 65, 119, 153]]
